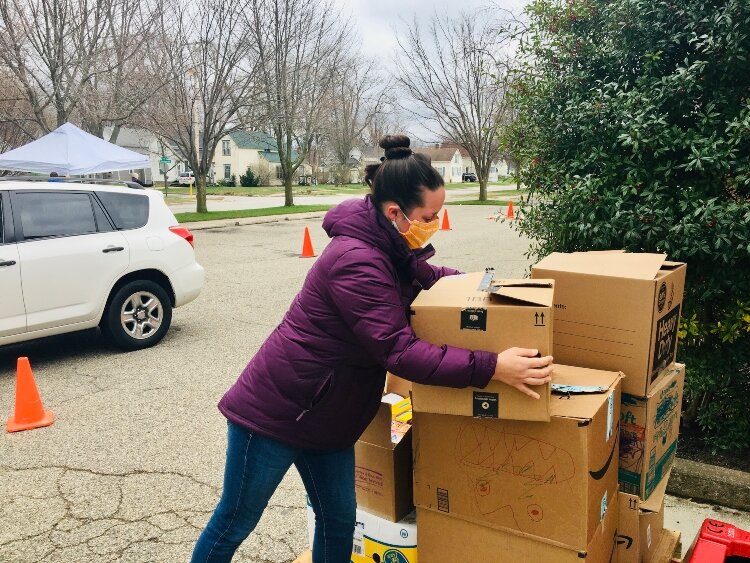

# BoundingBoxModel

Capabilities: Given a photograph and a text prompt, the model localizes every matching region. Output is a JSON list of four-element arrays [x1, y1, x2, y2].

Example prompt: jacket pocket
[[296, 371, 334, 421]]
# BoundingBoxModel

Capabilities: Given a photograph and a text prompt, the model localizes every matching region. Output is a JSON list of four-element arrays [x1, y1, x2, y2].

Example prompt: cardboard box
[[355, 380, 414, 522], [409, 271, 554, 422], [617, 487, 666, 563], [306, 504, 417, 563], [531, 252, 686, 396], [651, 529, 681, 563], [620, 364, 684, 501], [413, 364, 622, 550], [416, 488, 619, 563]]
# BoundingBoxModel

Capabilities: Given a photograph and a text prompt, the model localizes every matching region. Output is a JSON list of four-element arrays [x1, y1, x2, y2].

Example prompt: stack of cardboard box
[[303, 252, 687, 563], [409, 271, 622, 562], [533, 252, 687, 562]]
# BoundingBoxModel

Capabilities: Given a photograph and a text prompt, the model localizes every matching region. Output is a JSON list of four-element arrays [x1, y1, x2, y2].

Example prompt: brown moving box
[[617, 480, 668, 563], [410, 271, 554, 422], [355, 378, 414, 522], [620, 364, 685, 501], [413, 364, 622, 550], [651, 529, 682, 563], [416, 488, 619, 563], [531, 252, 686, 396]]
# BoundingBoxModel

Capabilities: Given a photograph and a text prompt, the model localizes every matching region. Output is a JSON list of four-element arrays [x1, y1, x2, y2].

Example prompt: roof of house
[[414, 147, 460, 163], [438, 142, 471, 158], [259, 149, 301, 163], [228, 130, 277, 151]]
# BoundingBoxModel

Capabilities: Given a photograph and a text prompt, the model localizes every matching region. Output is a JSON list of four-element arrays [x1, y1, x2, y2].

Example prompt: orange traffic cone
[[506, 200, 515, 220], [300, 226, 316, 258], [441, 209, 452, 231], [6, 357, 54, 433]]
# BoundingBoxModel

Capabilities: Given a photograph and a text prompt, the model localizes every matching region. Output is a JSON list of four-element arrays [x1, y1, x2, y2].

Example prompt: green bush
[[240, 166, 260, 187], [512, 0, 750, 450]]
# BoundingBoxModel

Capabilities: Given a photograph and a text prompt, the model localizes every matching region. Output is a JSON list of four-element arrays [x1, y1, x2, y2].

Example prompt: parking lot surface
[[1, 202, 748, 562]]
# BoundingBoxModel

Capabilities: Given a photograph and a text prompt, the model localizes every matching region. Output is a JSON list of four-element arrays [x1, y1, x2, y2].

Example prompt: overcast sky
[[336, 0, 529, 59], [330, 0, 530, 143]]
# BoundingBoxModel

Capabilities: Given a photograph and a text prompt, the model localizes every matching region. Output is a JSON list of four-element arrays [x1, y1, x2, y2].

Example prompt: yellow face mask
[[397, 209, 439, 249]]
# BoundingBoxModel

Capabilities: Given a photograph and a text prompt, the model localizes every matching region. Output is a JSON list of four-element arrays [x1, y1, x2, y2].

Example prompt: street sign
[[159, 157, 172, 164]]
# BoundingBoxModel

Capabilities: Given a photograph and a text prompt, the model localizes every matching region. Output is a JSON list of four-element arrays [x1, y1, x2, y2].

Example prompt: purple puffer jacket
[[218, 196, 497, 449]]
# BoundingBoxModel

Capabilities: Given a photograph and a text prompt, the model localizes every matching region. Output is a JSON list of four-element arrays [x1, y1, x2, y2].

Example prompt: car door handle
[[0, 260, 16, 267], [102, 246, 125, 254]]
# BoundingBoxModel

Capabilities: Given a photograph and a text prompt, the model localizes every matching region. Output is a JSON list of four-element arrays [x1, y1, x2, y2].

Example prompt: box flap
[[534, 252, 668, 280], [661, 261, 685, 270], [358, 401, 394, 449], [641, 467, 671, 512], [550, 364, 622, 420], [488, 279, 554, 307], [644, 363, 684, 399]]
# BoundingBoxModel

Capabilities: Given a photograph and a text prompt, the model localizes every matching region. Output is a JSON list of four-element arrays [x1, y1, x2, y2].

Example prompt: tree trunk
[[284, 173, 294, 207], [479, 178, 488, 201], [196, 175, 207, 213]]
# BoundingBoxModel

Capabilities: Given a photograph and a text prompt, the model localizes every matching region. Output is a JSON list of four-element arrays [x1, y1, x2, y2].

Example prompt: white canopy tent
[[0, 122, 150, 175]]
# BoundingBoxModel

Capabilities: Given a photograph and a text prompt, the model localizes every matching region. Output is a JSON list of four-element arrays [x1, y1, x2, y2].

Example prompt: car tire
[[102, 280, 173, 351]]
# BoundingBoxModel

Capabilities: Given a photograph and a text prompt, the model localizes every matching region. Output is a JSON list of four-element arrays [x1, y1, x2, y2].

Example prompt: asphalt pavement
[[1, 203, 748, 562]]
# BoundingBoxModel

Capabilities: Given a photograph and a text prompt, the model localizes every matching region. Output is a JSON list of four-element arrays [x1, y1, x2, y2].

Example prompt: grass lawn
[[175, 205, 333, 223]]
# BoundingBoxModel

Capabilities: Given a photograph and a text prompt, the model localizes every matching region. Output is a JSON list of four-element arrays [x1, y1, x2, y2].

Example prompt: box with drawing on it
[[416, 490, 619, 563], [409, 270, 554, 422], [412, 364, 623, 551], [619, 363, 685, 501], [531, 251, 686, 397]]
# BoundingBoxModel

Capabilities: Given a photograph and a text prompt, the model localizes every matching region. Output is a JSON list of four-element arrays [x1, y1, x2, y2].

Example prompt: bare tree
[[327, 56, 391, 165], [395, 10, 514, 200], [80, 0, 166, 142], [362, 100, 407, 148], [146, 0, 255, 213], [0, 0, 162, 139], [244, 0, 351, 206], [0, 69, 39, 149]]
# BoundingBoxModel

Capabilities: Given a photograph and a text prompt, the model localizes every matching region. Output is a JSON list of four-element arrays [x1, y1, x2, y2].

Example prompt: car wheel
[[102, 280, 172, 351]]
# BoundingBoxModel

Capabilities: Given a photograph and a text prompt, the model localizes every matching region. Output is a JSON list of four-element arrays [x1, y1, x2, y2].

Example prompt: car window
[[95, 191, 149, 230], [0, 197, 3, 244], [92, 197, 115, 232], [17, 192, 97, 239]]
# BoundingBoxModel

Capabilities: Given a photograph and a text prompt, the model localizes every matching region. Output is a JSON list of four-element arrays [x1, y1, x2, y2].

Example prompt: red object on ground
[[441, 209, 451, 231], [300, 226, 316, 258], [685, 519, 750, 562], [506, 200, 515, 219]]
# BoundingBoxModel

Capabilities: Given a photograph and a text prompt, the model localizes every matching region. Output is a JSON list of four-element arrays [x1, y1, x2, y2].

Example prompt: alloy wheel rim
[[120, 291, 163, 340]]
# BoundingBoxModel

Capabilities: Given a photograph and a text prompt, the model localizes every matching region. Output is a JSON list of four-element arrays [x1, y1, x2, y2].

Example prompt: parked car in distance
[[462, 172, 478, 182], [0, 178, 204, 351], [178, 171, 195, 186]]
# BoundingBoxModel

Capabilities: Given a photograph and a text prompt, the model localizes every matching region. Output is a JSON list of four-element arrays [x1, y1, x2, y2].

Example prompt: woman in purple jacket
[[191, 135, 553, 563]]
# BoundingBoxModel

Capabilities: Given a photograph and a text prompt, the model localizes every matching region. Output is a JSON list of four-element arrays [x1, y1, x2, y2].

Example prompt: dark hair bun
[[380, 134, 413, 160]]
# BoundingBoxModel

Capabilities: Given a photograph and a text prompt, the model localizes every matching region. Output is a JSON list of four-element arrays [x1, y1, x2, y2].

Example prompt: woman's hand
[[492, 348, 554, 400]]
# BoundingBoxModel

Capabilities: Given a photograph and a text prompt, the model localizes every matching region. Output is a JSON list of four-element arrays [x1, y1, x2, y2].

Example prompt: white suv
[[0, 179, 204, 351]]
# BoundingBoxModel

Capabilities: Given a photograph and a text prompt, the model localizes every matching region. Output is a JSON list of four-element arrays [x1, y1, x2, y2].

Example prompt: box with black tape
[[409, 270, 554, 422]]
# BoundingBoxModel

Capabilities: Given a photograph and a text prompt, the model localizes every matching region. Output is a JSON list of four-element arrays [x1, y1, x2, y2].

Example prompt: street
[[165, 183, 522, 214], [1, 203, 748, 562]]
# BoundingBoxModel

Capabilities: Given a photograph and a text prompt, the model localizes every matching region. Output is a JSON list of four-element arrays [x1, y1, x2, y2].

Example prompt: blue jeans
[[191, 421, 356, 563]]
